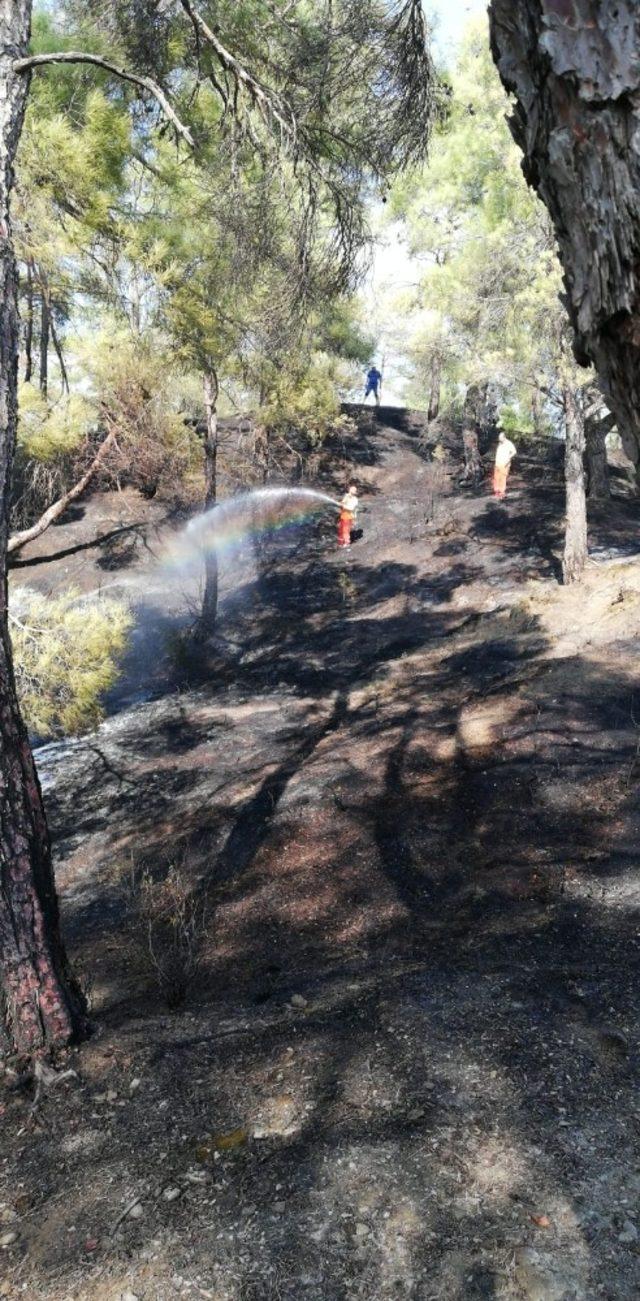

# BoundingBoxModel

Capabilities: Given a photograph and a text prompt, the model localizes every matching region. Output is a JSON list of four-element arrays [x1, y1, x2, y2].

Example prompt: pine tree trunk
[[427, 352, 441, 422], [585, 416, 611, 501], [199, 368, 218, 635], [531, 388, 542, 436], [0, 3, 87, 1057], [562, 387, 587, 586], [39, 291, 48, 397], [461, 428, 482, 485], [24, 256, 33, 382], [489, 2, 640, 479]]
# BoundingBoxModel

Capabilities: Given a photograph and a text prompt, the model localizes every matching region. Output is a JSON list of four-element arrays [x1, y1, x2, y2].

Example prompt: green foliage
[[497, 403, 535, 437], [11, 587, 132, 737], [81, 327, 200, 494], [12, 0, 436, 524], [260, 351, 352, 447], [17, 385, 96, 462], [389, 17, 584, 419]]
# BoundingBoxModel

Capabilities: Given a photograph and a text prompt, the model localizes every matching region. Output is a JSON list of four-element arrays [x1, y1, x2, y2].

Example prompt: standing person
[[337, 485, 359, 548], [363, 364, 382, 407], [493, 430, 517, 499]]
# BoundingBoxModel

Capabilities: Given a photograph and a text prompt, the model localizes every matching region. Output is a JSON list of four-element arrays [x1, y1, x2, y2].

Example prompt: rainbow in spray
[[166, 487, 339, 571]]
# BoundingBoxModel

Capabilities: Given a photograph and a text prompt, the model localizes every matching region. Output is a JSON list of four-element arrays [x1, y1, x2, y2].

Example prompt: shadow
[[9, 521, 150, 569], [16, 410, 640, 1300]]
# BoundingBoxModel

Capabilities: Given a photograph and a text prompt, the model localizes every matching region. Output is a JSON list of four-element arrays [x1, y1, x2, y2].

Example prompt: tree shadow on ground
[[13, 427, 640, 1299], [15, 635, 640, 1297]]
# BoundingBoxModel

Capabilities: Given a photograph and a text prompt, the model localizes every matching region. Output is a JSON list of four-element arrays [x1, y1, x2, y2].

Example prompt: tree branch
[[175, 0, 295, 141], [8, 430, 116, 556], [12, 52, 195, 150]]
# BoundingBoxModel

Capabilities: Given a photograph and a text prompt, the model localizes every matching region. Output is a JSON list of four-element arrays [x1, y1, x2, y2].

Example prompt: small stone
[[618, 1221, 638, 1244], [129, 1078, 142, 1094], [120, 1291, 140, 1301], [355, 1223, 369, 1239], [290, 995, 307, 1009], [106, 1090, 118, 1103], [129, 1203, 144, 1220], [162, 1187, 182, 1202], [0, 1231, 18, 1248]]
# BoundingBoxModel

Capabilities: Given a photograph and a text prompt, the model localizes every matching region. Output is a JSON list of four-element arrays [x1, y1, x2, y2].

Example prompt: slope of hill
[[3, 409, 640, 1301]]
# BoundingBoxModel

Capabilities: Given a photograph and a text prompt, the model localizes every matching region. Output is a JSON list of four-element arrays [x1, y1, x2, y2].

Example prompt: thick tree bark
[[8, 428, 116, 554], [199, 367, 219, 635], [427, 352, 441, 422], [459, 384, 483, 484], [489, 2, 640, 478], [461, 428, 482, 485], [585, 411, 614, 500], [0, 2, 87, 1056], [562, 386, 587, 585]]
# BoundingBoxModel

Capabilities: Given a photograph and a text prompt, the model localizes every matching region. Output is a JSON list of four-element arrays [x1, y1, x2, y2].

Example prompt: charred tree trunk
[[38, 272, 69, 395], [24, 256, 33, 383], [585, 412, 614, 501], [460, 384, 483, 484], [489, 2, 640, 479], [0, 1, 87, 1056], [461, 428, 482, 485], [427, 352, 441, 422], [199, 367, 219, 636], [562, 386, 587, 585], [531, 387, 543, 436], [38, 290, 48, 397]]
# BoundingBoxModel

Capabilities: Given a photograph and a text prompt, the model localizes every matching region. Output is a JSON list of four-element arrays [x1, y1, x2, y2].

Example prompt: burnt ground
[[2, 409, 640, 1300]]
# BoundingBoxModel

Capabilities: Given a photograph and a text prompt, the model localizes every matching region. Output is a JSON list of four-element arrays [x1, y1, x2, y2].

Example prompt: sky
[[427, 0, 488, 61], [356, 0, 490, 405]]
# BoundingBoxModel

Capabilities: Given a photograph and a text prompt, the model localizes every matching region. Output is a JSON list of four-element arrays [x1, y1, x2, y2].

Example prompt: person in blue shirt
[[363, 365, 382, 406]]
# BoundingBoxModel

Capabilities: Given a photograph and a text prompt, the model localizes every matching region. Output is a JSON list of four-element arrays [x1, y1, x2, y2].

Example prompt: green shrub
[[10, 586, 132, 736], [260, 351, 354, 448]]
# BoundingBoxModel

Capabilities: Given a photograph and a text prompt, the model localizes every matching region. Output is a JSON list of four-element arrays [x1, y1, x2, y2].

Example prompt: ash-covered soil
[[2, 410, 640, 1300]]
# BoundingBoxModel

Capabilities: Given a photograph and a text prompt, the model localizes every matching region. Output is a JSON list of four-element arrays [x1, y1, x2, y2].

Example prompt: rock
[[106, 1090, 118, 1103], [129, 1203, 144, 1220], [129, 1078, 142, 1094], [162, 1186, 182, 1202], [290, 995, 307, 1009], [0, 1231, 17, 1249], [355, 1223, 369, 1239], [618, 1220, 638, 1244], [120, 1292, 140, 1301]]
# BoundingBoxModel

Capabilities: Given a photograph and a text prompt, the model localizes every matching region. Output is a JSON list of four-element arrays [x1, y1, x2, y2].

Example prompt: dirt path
[[3, 411, 640, 1300]]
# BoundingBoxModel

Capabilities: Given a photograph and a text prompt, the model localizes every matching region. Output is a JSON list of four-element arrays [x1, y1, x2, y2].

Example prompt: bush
[[10, 586, 132, 736], [86, 328, 200, 498], [17, 383, 96, 462], [12, 385, 98, 530], [259, 350, 354, 448], [129, 856, 207, 1008]]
